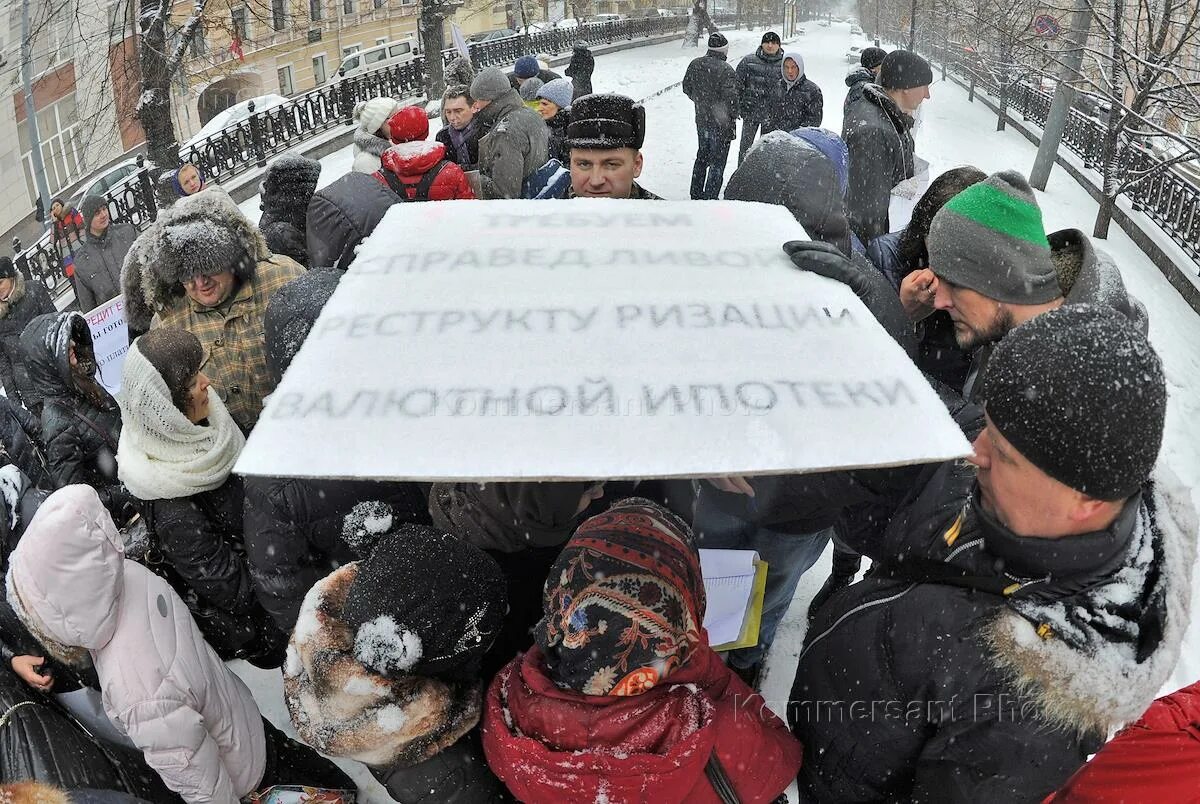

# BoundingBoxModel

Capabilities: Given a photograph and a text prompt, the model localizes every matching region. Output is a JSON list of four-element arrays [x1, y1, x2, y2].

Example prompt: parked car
[[330, 37, 419, 82], [591, 13, 623, 22], [845, 44, 864, 63], [850, 25, 864, 35], [70, 158, 140, 210], [466, 27, 519, 43], [796, 25, 806, 34], [182, 94, 289, 151]]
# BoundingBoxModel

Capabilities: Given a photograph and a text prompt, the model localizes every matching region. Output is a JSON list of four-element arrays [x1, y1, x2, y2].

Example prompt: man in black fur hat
[[561, 93, 662, 199]]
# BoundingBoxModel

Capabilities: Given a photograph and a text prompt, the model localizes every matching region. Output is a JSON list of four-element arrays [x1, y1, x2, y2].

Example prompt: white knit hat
[[354, 97, 400, 134]]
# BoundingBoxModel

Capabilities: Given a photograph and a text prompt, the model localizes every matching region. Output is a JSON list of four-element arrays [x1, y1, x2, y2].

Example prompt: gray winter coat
[[843, 84, 916, 243], [1054, 228, 1148, 331], [843, 65, 874, 115], [475, 90, 549, 200], [73, 221, 137, 313]]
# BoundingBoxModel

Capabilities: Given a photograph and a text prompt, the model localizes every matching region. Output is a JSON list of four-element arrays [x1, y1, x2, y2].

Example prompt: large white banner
[[86, 295, 129, 396], [237, 200, 971, 481]]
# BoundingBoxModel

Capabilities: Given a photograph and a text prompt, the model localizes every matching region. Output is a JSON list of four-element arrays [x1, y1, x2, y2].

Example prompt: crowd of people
[[0, 26, 1195, 804]]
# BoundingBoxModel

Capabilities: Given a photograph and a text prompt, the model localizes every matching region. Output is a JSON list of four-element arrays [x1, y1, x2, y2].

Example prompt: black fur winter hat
[[567, 93, 646, 150], [260, 153, 321, 211]]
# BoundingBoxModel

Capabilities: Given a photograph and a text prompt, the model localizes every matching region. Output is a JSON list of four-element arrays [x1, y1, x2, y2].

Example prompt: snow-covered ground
[[235, 21, 1200, 801]]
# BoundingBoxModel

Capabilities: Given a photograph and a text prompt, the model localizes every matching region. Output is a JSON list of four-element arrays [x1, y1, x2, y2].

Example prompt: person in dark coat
[[305, 171, 400, 270], [735, 32, 784, 162], [285, 525, 510, 803], [534, 78, 574, 164], [844, 45, 886, 115], [435, 85, 480, 168], [769, 50, 823, 132], [785, 304, 1188, 804], [564, 42, 594, 99], [683, 32, 738, 200], [17, 313, 130, 519], [114, 328, 286, 666], [72, 196, 137, 313], [0, 257, 55, 411], [246, 269, 431, 631], [0, 398, 51, 490], [844, 50, 931, 242], [258, 154, 321, 267]]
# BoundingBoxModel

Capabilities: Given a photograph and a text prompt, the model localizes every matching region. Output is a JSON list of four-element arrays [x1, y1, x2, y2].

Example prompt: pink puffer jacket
[[5, 486, 266, 803]]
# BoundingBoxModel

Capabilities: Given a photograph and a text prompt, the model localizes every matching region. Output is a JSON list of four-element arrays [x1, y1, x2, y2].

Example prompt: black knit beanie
[[342, 525, 507, 681], [80, 195, 108, 228], [880, 50, 933, 90], [261, 153, 321, 212], [761, 31, 781, 45], [861, 46, 887, 70], [0, 257, 16, 280], [134, 328, 204, 413], [983, 304, 1166, 501]]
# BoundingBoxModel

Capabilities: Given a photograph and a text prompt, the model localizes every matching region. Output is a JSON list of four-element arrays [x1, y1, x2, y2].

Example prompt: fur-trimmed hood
[[0, 272, 28, 321], [283, 562, 483, 769], [985, 469, 1196, 734], [1050, 228, 1149, 333], [120, 186, 269, 331]]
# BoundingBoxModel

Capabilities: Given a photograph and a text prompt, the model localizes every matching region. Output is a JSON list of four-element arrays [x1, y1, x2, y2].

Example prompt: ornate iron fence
[[17, 13, 733, 299]]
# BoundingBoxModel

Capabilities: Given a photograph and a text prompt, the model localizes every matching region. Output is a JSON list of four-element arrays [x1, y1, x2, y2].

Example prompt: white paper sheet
[[700, 548, 759, 646]]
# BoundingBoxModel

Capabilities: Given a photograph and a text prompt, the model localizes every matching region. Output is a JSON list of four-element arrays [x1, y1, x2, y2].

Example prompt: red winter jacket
[[482, 640, 802, 804], [1046, 680, 1200, 803], [374, 141, 475, 201]]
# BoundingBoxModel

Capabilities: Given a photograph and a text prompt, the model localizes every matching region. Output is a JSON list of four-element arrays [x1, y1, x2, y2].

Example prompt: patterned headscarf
[[536, 497, 705, 697]]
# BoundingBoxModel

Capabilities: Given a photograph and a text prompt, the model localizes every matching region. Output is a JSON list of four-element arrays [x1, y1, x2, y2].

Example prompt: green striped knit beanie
[[926, 170, 1061, 304]]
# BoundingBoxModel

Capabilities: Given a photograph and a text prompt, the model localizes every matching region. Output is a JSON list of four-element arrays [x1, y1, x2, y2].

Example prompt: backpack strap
[[704, 750, 742, 804], [413, 159, 450, 201], [378, 169, 411, 201]]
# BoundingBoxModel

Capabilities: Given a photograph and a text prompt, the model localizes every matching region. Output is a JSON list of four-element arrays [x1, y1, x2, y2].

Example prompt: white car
[[70, 157, 141, 209], [846, 45, 864, 63], [183, 94, 289, 151]]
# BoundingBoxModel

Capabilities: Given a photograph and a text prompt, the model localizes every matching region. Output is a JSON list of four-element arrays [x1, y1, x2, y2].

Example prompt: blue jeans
[[690, 127, 732, 200], [694, 484, 833, 669]]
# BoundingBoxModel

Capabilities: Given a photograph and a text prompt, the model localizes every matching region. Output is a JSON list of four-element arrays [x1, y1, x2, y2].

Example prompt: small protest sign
[[86, 295, 129, 395]]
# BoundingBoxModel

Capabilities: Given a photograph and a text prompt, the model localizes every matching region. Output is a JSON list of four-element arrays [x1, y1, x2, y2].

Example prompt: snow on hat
[[160, 216, 251, 282], [861, 46, 887, 69], [982, 304, 1166, 500], [470, 67, 513, 102], [264, 268, 342, 385], [880, 49, 933, 90], [567, 93, 646, 150], [926, 170, 1060, 305], [762, 31, 781, 44], [519, 76, 544, 101], [341, 525, 507, 681], [536, 77, 574, 111], [537, 498, 705, 696], [707, 32, 729, 54], [354, 96, 400, 134], [260, 153, 320, 210], [514, 55, 540, 79], [80, 195, 108, 228]]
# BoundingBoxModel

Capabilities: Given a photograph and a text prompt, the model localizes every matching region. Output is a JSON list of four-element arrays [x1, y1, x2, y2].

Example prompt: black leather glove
[[783, 240, 917, 359]]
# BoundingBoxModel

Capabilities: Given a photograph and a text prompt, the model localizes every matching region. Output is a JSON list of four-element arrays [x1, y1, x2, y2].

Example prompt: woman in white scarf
[[117, 328, 285, 666]]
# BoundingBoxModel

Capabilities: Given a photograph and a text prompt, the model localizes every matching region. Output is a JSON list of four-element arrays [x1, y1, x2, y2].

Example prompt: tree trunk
[[1093, 122, 1122, 238], [996, 83, 1008, 131], [420, 9, 447, 101], [136, 0, 181, 175], [1093, 193, 1116, 238]]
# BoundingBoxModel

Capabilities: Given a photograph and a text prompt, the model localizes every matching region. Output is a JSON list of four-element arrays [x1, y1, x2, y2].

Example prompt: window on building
[[190, 20, 207, 57], [373, 0, 385, 9], [376, 37, 387, 45], [231, 6, 248, 39], [342, 44, 361, 55], [278, 64, 295, 94], [343, 0, 355, 13], [272, 0, 287, 31], [18, 92, 83, 205], [310, 0, 323, 21], [313, 54, 327, 84]]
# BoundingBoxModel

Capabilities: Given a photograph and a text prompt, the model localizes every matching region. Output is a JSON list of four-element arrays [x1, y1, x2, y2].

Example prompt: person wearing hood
[[0, 256, 55, 412], [564, 42, 594, 99], [258, 153, 321, 266], [121, 186, 305, 432], [844, 49, 932, 242], [469, 67, 549, 200], [305, 171, 401, 270], [481, 498, 803, 803], [246, 269, 431, 631], [71, 196, 137, 313], [922, 170, 1147, 401], [785, 304, 1191, 803], [373, 106, 475, 201], [5, 485, 353, 803], [352, 96, 402, 174], [735, 32, 785, 162], [17, 312, 132, 520], [435, 85, 480, 168], [683, 32, 738, 200], [535, 78, 574, 164], [769, 50, 823, 133], [115, 328, 286, 666], [844, 45, 886, 115], [285, 525, 509, 803]]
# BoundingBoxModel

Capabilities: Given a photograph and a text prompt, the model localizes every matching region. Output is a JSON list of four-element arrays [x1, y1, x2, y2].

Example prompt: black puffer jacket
[[735, 47, 784, 121], [682, 50, 739, 140], [18, 313, 128, 516], [790, 458, 1189, 802], [0, 273, 55, 410], [545, 108, 571, 164], [769, 74, 823, 132], [244, 476, 430, 630], [0, 397, 51, 490], [565, 45, 594, 99], [843, 84, 916, 243], [0, 666, 180, 802], [305, 172, 399, 270], [843, 64, 874, 115]]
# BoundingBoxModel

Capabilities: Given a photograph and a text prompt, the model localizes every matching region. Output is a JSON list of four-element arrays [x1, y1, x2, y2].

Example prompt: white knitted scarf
[[116, 342, 245, 501]]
